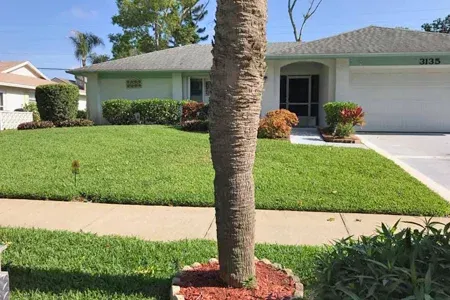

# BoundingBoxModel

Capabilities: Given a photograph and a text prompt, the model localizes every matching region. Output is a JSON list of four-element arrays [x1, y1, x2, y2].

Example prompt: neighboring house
[[69, 26, 450, 132], [0, 61, 86, 112]]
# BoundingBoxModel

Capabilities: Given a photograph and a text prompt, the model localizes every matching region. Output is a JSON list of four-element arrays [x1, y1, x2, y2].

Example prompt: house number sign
[[419, 58, 441, 65]]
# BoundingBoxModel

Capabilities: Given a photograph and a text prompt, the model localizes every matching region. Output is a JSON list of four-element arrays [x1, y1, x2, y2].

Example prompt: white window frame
[[187, 77, 211, 103]]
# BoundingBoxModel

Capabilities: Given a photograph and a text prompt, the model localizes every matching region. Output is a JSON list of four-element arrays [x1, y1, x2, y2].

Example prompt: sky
[[0, 0, 449, 79]]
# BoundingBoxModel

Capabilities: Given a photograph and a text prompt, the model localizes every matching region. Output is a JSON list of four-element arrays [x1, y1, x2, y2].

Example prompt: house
[[68, 26, 450, 132], [0, 61, 86, 112]]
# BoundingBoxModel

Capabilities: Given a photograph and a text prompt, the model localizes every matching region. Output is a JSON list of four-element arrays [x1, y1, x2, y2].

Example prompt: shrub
[[181, 101, 209, 132], [102, 99, 184, 125], [258, 109, 299, 139], [341, 106, 365, 127], [55, 119, 94, 127], [77, 110, 87, 119], [35, 84, 79, 122], [23, 102, 41, 122], [323, 102, 358, 129], [102, 99, 134, 125], [181, 102, 209, 122], [132, 99, 183, 125], [181, 120, 209, 132], [17, 121, 54, 130], [334, 122, 354, 137], [313, 219, 450, 299]]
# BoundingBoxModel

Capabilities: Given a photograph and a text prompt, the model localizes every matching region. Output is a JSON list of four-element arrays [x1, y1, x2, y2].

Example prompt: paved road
[[1, 199, 446, 246], [359, 133, 450, 200]]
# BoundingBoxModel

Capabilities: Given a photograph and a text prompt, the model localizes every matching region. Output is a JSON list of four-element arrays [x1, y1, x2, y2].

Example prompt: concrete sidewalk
[[0, 199, 448, 245]]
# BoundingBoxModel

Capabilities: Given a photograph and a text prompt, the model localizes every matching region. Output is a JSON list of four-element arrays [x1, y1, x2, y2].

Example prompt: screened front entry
[[280, 75, 319, 126]]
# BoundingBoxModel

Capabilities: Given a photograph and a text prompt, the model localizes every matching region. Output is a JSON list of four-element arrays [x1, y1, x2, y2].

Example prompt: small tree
[[35, 84, 79, 122], [422, 15, 450, 34], [288, 0, 323, 42]]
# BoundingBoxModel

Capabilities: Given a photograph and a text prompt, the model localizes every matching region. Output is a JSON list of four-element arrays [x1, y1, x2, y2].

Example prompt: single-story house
[[69, 26, 450, 132], [0, 61, 86, 112]]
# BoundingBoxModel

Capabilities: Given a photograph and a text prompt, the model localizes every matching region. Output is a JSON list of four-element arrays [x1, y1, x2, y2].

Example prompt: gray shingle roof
[[69, 26, 450, 74]]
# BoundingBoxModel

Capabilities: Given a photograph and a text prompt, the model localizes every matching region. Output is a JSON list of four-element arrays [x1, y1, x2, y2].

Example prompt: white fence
[[0, 111, 33, 130]]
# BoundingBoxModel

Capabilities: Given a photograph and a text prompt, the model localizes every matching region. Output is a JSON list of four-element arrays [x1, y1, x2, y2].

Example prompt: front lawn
[[0, 227, 321, 299], [0, 126, 448, 216]]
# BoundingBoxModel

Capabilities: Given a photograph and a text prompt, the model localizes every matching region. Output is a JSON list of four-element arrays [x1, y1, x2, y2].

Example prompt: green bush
[[77, 110, 87, 119], [23, 103, 41, 121], [335, 122, 354, 137], [35, 84, 79, 122], [323, 102, 358, 129], [132, 99, 183, 125], [17, 121, 54, 130], [102, 99, 185, 125], [102, 99, 134, 125], [55, 119, 94, 127], [313, 219, 450, 299]]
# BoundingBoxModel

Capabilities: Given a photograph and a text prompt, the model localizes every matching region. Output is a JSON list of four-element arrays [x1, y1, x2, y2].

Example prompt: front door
[[280, 75, 319, 126]]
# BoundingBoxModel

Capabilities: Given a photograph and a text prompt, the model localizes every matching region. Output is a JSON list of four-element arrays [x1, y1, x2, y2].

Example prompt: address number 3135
[[419, 58, 441, 65]]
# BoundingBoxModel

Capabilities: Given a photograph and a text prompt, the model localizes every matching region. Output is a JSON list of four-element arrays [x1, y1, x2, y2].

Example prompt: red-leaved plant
[[258, 109, 299, 139], [340, 106, 365, 127]]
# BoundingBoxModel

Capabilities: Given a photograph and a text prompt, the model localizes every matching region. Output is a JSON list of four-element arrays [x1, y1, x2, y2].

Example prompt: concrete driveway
[[358, 133, 450, 201]]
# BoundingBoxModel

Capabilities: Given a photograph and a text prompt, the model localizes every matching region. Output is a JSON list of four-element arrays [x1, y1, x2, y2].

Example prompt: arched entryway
[[279, 61, 332, 127]]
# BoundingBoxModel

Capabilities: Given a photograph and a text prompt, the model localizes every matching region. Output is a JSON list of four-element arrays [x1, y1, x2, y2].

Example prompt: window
[[0, 93, 3, 111], [126, 79, 142, 89], [190, 78, 203, 101], [189, 78, 211, 102], [29, 92, 36, 104]]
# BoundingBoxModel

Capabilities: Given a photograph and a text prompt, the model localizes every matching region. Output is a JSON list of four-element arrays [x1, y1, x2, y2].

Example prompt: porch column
[[172, 73, 183, 100], [335, 58, 350, 101], [261, 61, 279, 116], [85, 74, 102, 124]]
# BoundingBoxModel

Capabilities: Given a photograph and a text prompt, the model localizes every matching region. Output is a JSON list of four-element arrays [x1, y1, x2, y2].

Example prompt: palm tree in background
[[69, 31, 105, 67], [209, 0, 268, 288]]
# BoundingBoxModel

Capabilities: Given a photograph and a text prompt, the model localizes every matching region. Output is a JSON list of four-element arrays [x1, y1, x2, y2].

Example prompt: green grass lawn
[[0, 125, 448, 216], [0, 227, 321, 299]]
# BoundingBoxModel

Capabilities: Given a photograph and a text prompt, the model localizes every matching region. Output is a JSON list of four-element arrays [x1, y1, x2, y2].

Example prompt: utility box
[[0, 244, 9, 300]]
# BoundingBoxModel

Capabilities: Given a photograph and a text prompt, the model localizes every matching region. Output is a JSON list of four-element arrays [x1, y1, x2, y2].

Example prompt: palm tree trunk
[[209, 0, 267, 288]]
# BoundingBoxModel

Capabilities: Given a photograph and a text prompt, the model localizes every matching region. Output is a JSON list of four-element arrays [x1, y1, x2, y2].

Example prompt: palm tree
[[209, 0, 267, 288], [69, 31, 105, 67]]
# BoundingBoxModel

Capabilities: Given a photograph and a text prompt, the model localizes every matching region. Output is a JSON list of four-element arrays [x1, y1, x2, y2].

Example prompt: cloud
[[68, 6, 98, 19]]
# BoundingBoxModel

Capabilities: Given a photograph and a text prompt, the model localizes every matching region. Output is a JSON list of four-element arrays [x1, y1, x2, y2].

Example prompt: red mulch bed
[[179, 261, 296, 300], [319, 128, 361, 144]]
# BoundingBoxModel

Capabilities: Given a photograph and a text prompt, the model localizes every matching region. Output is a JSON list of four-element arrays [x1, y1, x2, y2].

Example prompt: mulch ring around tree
[[178, 260, 298, 300], [319, 128, 361, 144]]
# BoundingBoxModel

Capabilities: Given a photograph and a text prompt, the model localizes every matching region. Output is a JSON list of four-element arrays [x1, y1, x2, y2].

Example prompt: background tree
[[69, 31, 105, 67], [288, 0, 323, 42], [209, 0, 267, 288], [88, 53, 111, 64], [422, 15, 450, 33], [109, 0, 208, 59]]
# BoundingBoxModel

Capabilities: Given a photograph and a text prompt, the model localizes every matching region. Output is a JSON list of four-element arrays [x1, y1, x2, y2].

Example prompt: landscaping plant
[[258, 109, 299, 139], [323, 102, 358, 131], [35, 84, 79, 122], [181, 101, 209, 132], [23, 103, 41, 122], [102, 99, 135, 125], [76, 110, 88, 119], [17, 121, 54, 130], [55, 119, 94, 127], [313, 219, 450, 299]]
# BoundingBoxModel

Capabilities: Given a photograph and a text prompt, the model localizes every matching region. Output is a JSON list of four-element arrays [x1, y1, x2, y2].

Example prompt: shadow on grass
[[5, 265, 169, 298]]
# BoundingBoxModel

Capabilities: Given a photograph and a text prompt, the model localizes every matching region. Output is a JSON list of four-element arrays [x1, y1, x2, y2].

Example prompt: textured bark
[[209, 0, 267, 288]]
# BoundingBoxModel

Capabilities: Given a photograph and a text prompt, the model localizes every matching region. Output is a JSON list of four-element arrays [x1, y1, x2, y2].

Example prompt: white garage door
[[349, 67, 450, 132]]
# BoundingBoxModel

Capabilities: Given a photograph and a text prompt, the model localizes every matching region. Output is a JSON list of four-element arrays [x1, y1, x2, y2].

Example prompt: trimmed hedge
[[102, 99, 185, 125], [258, 109, 299, 139], [35, 84, 79, 122], [77, 110, 87, 119], [55, 119, 94, 127], [17, 121, 54, 130], [323, 102, 358, 129]]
